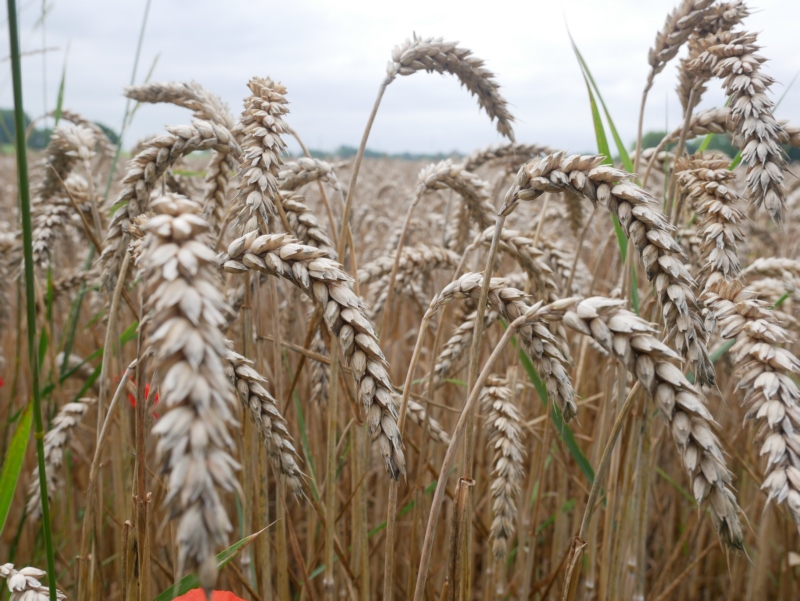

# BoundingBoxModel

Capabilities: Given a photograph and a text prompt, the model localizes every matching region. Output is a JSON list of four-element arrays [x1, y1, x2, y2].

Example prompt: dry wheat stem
[[500, 151, 715, 386], [222, 231, 406, 478], [140, 193, 240, 590]]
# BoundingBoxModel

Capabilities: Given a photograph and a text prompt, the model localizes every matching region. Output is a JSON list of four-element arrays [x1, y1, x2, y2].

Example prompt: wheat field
[[2, 1, 800, 600]]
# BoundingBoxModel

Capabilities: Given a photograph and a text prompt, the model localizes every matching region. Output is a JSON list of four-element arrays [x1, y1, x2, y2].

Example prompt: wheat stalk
[[139, 193, 239, 589], [500, 151, 715, 385], [222, 232, 406, 478]]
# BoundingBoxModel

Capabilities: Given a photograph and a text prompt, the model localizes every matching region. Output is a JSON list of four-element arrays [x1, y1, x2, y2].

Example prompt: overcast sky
[[1, 0, 799, 154]]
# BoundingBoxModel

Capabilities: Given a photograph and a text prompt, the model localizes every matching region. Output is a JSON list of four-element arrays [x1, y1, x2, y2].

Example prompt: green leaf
[[568, 33, 633, 173], [53, 43, 69, 127], [517, 346, 595, 484], [152, 527, 270, 600], [773, 291, 792, 308], [0, 403, 33, 537]]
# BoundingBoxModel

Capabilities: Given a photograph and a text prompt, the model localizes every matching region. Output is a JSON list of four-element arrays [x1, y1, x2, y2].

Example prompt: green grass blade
[[52, 41, 68, 126], [568, 32, 633, 172], [152, 527, 270, 600], [0, 402, 33, 537], [6, 0, 58, 597], [517, 345, 595, 484]]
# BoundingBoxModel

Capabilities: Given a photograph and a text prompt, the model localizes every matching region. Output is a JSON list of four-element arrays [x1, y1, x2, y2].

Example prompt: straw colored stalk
[[100, 119, 239, 290], [689, 30, 787, 220], [233, 76, 291, 234], [139, 193, 240, 590], [387, 33, 515, 140], [500, 151, 715, 386], [462, 142, 555, 173], [561, 297, 743, 548], [125, 80, 238, 227], [227, 350, 304, 495], [26, 398, 94, 521], [431, 272, 577, 421], [703, 281, 800, 528], [480, 375, 525, 560], [0, 564, 66, 600], [32, 123, 97, 268], [222, 232, 406, 478]]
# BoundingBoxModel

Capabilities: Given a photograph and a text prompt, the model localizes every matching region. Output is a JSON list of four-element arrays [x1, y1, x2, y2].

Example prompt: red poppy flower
[[0, 376, 4, 388], [173, 589, 245, 601], [127, 381, 160, 418]]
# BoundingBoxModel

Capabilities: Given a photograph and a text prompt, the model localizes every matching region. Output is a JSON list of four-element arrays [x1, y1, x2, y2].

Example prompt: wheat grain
[[462, 143, 554, 173], [282, 192, 336, 258]]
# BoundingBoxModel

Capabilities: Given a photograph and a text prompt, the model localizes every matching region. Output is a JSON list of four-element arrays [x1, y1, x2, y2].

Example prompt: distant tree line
[[639, 129, 800, 161], [0, 108, 118, 150]]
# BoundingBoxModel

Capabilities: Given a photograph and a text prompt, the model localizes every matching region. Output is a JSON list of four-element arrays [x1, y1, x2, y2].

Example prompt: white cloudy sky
[[1, 0, 799, 154]]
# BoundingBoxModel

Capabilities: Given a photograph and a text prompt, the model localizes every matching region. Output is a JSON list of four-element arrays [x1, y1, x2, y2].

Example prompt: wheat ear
[[387, 33, 515, 140], [0, 564, 66, 600], [222, 232, 406, 478], [233, 77, 291, 234], [100, 119, 239, 289], [561, 297, 743, 548], [689, 30, 787, 220], [462, 142, 555, 173], [501, 151, 715, 386], [480, 375, 525, 560], [140, 193, 239, 590]]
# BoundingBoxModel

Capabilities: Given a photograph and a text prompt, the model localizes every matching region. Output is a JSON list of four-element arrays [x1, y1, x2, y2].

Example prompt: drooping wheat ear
[[0, 564, 66, 600], [462, 142, 555, 173], [474, 227, 559, 301], [742, 258, 800, 282], [676, 1, 749, 115], [0, 229, 18, 331], [282, 192, 336, 259], [140, 193, 239, 589], [226, 350, 303, 496], [402, 396, 451, 445], [358, 244, 460, 287], [645, 0, 715, 91], [703, 280, 800, 529], [676, 154, 745, 293], [561, 297, 743, 548], [433, 308, 500, 388], [26, 398, 93, 521], [413, 160, 495, 253], [128, 82, 237, 228], [222, 232, 406, 478], [35, 121, 97, 202], [538, 238, 592, 295], [500, 151, 715, 386], [479, 375, 524, 560], [125, 80, 235, 128], [387, 33, 515, 140], [55, 352, 100, 388], [100, 119, 239, 290], [431, 272, 578, 421], [32, 123, 97, 268], [233, 77, 291, 234], [277, 157, 343, 194], [689, 31, 787, 221]]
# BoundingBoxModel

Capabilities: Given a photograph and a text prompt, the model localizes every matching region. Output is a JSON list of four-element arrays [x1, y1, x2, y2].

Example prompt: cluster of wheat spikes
[[4, 1, 800, 599]]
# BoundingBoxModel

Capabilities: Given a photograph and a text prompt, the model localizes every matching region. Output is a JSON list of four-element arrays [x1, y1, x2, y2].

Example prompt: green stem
[[6, 0, 58, 598]]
